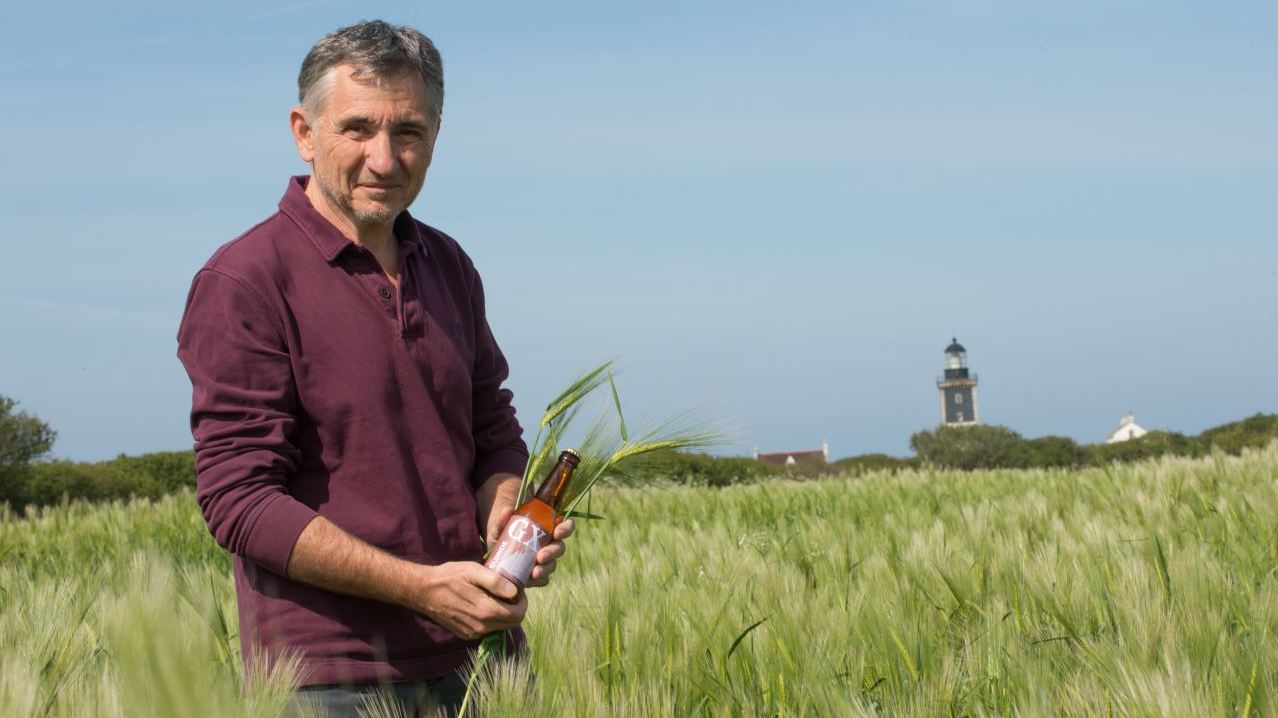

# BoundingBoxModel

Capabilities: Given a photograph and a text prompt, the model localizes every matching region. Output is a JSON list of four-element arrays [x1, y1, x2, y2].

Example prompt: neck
[[305, 179, 400, 282]]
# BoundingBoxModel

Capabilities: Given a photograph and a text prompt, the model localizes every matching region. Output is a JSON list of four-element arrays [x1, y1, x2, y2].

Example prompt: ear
[[290, 106, 316, 163]]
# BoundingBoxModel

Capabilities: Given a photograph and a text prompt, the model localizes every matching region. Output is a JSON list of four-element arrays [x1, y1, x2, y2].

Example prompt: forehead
[[323, 65, 433, 119]]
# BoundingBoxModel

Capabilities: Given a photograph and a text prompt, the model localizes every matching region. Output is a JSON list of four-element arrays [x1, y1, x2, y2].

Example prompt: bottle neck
[[533, 452, 579, 508]]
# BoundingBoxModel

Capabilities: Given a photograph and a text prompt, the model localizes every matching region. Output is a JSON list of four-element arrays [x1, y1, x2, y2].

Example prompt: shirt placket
[[396, 243, 423, 341], [348, 247, 399, 325]]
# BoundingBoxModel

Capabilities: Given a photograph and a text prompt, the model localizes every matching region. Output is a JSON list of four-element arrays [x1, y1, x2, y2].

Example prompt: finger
[[460, 619, 484, 641], [481, 593, 528, 629], [445, 612, 484, 641], [469, 564, 519, 601], [491, 583, 526, 606], [553, 518, 575, 540], [526, 563, 555, 587], [509, 592, 528, 621], [536, 542, 565, 565]]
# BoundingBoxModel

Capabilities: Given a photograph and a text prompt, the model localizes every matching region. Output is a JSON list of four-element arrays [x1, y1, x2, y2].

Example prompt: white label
[[484, 516, 549, 587]]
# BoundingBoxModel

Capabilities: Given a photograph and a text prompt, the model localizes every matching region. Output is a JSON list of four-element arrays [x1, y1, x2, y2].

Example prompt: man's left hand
[[485, 504, 575, 588], [478, 472, 576, 588]]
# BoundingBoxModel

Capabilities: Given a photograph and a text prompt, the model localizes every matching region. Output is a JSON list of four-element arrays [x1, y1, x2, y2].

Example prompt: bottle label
[[484, 516, 549, 587]]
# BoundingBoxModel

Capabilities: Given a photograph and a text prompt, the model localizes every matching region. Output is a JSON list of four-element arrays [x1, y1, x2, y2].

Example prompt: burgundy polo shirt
[[176, 176, 528, 685]]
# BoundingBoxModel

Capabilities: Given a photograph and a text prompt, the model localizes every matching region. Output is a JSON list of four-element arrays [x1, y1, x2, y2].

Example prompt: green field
[[2, 446, 1276, 717]]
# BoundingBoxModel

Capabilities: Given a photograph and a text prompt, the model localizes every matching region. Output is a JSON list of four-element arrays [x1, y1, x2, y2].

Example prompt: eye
[[396, 128, 425, 141], [341, 123, 374, 140]]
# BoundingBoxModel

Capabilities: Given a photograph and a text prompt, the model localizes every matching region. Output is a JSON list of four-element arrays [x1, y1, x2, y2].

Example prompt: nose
[[364, 130, 397, 177]]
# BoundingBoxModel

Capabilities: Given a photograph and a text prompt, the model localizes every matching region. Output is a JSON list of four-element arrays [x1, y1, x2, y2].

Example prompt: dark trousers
[[286, 673, 468, 718]]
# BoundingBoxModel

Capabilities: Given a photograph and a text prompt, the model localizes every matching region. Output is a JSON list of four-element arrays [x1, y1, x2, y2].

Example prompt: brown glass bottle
[[483, 449, 580, 588]]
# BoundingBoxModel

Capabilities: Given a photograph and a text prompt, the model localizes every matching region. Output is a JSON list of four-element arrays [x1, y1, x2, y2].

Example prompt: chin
[[353, 206, 401, 225]]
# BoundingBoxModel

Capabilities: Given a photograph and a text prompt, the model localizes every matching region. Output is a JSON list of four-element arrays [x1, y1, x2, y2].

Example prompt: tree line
[[1, 393, 1276, 511], [907, 414, 1278, 471]]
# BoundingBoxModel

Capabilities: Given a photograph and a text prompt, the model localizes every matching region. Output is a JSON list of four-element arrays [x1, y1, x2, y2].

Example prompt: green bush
[[906, 417, 1273, 472], [616, 452, 784, 487], [831, 453, 917, 475], [1016, 435, 1089, 469], [1088, 431, 1205, 465], [8, 451, 195, 511], [909, 425, 1027, 470], [21, 461, 144, 506], [1198, 413, 1278, 454], [105, 451, 197, 494]]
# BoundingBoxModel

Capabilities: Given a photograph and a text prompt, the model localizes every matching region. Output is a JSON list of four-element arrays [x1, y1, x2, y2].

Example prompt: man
[[176, 20, 571, 716]]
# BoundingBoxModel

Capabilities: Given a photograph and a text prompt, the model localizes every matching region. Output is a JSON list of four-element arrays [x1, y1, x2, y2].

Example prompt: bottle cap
[[560, 448, 580, 464]]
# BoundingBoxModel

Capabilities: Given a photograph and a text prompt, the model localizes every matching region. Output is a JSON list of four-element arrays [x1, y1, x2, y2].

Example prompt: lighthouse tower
[[937, 338, 979, 425]]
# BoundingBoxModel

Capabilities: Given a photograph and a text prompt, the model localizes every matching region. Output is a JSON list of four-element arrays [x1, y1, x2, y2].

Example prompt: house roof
[[945, 337, 966, 355], [756, 449, 827, 466]]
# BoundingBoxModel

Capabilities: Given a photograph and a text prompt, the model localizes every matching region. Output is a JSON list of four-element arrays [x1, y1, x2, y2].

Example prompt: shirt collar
[[278, 175, 426, 263]]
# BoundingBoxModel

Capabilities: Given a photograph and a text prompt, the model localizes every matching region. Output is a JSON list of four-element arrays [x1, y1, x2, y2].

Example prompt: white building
[[1106, 412, 1148, 444], [753, 441, 830, 469]]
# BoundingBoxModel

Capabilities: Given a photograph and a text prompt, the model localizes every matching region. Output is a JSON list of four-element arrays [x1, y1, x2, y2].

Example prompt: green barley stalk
[[515, 361, 616, 506], [460, 361, 725, 716]]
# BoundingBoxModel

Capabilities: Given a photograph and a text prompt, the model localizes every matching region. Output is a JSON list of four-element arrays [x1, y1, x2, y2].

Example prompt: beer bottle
[[484, 449, 580, 588]]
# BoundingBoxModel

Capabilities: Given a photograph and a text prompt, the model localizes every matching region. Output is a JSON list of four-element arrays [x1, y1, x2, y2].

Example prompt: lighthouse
[[937, 338, 979, 425]]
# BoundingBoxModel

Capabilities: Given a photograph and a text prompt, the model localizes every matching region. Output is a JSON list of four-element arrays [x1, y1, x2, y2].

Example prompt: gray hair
[[298, 20, 444, 120]]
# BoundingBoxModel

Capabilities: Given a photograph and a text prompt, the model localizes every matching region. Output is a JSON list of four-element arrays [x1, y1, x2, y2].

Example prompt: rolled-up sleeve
[[466, 271, 529, 487], [176, 268, 318, 575]]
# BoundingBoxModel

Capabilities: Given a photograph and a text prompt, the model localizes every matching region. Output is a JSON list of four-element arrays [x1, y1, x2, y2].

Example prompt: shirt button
[[378, 286, 391, 299]]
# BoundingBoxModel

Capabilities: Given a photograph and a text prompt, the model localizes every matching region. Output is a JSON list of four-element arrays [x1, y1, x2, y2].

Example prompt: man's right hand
[[414, 562, 526, 640], [286, 516, 527, 641]]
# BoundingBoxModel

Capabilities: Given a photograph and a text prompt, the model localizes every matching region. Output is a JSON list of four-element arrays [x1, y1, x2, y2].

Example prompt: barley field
[[2, 446, 1276, 717]]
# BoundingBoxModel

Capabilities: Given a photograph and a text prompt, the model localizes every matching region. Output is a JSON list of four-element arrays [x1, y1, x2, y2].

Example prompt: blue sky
[[1, 1, 1274, 461]]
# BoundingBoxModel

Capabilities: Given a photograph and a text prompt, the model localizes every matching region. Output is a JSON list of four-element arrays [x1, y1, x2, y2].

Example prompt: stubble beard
[[315, 172, 400, 228]]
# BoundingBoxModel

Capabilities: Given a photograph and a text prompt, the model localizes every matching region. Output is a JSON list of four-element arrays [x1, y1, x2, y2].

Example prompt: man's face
[[292, 65, 439, 230]]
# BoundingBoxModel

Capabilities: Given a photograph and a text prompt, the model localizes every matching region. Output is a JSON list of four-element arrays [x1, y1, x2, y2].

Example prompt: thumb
[[488, 505, 514, 545], [473, 564, 519, 601]]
